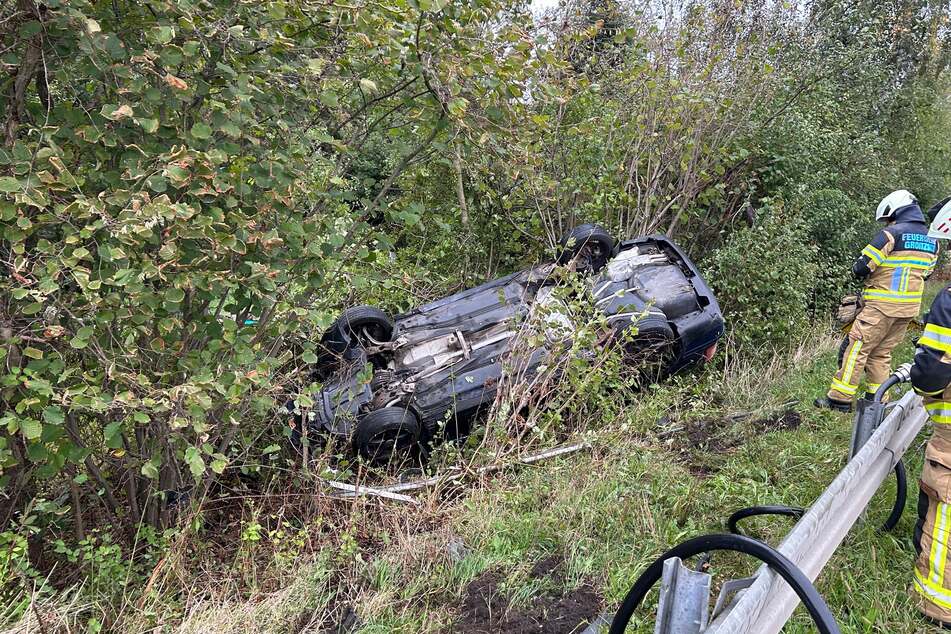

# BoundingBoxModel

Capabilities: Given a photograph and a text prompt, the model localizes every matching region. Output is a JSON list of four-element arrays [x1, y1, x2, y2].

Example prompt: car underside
[[289, 227, 724, 463]]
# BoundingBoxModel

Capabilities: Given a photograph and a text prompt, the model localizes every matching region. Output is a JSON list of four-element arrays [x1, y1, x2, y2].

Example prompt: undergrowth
[[4, 284, 938, 633]]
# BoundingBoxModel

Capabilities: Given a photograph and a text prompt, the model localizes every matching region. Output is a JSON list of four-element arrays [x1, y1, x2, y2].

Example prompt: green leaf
[[158, 242, 178, 260], [151, 26, 174, 44], [191, 122, 212, 140], [165, 288, 185, 303], [19, 20, 42, 38], [104, 421, 124, 449], [136, 118, 159, 134], [20, 418, 42, 440], [448, 97, 469, 116], [0, 176, 21, 193], [185, 446, 206, 479], [27, 442, 48, 462], [23, 347, 43, 359], [262, 444, 280, 454], [210, 458, 227, 474], [42, 406, 64, 425], [165, 165, 189, 186], [101, 104, 133, 121], [219, 121, 241, 138], [146, 174, 167, 192], [141, 457, 160, 480]]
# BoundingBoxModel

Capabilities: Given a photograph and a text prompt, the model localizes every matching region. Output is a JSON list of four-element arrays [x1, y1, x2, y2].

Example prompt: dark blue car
[[289, 226, 724, 463]]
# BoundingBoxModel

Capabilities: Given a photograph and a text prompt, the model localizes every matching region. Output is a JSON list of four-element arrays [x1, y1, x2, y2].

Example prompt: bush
[[795, 188, 875, 315], [706, 203, 819, 352]]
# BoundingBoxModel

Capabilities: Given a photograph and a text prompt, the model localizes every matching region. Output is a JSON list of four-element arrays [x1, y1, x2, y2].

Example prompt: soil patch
[[666, 408, 802, 476], [454, 556, 601, 633], [752, 409, 802, 433], [529, 555, 564, 580]]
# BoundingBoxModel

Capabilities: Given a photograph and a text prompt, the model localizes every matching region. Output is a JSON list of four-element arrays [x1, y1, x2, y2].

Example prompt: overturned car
[[289, 225, 724, 463]]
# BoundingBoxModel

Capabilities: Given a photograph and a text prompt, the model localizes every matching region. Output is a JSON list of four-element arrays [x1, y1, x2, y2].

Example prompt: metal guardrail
[[702, 390, 927, 632]]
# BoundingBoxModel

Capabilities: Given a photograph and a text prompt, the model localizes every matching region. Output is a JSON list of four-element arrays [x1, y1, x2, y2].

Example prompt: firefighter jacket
[[912, 286, 951, 418], [911, 286, 951, 617], [853, 203, 937, 318]]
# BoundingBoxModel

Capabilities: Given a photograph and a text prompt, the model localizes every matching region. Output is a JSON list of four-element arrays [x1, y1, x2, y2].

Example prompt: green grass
[[13, 297, 941, 634], [343, 308, 938, 633]]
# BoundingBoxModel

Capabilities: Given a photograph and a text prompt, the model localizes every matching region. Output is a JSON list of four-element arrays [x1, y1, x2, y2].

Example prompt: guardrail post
[[653, 557, 710, 634]]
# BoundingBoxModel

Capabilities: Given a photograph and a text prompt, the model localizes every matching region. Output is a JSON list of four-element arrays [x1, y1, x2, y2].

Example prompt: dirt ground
[[454, 556, 602, 633], [669, 408, 803, 476]]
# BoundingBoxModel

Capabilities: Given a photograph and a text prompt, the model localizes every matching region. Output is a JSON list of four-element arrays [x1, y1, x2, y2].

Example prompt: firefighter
[[911, 284, 951, 626], [815, 190, 938, 412]]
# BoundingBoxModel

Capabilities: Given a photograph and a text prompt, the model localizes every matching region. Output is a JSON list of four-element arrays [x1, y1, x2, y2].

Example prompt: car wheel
[[557, 223, 616, 274], [622, 320, 676, 383], [354, 407, 420, 464], [324, 305, 394, 353]]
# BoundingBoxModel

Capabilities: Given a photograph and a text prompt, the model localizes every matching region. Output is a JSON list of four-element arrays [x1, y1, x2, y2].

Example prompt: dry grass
[[715, 323, 840, 411]]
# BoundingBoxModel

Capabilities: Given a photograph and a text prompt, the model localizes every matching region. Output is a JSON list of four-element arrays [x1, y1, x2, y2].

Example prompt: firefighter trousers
[[828, 304, 912, 402], [914, 422, 951, 623]]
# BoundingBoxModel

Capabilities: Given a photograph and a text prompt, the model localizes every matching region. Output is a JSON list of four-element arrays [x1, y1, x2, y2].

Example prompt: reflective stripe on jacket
[[913, 286, 951, 415], [854, 203, 937, 318]]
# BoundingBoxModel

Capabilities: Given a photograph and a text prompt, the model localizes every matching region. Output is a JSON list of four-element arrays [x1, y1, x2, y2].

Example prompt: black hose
[[881, 459, 907, 532], [725, 459, 906, 539], [869, 371, 908, 533], [873, 374, 902, 403], [727, 505, 806, 535], [607, 533, 840, 634]]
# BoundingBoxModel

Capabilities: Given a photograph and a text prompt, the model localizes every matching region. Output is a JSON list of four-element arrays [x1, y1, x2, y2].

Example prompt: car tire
[[353, 407, 420, 464], [557, 223, 616, 273], [323, 305, 394, 354], [621, 318, 676, 383]]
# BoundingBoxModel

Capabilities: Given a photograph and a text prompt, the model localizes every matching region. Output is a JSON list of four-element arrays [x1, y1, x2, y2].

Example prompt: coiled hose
[[606, 533, 840, 634], [728, 505, 806, 535], [882, 459, 907, 532], [871, 370, 910, 532], [727, 460, 905, 537], [727, 369, 909, 538]]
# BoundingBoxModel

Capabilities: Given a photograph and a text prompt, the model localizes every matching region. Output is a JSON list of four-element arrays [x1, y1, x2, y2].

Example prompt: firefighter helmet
[[876, 189, 917, 221], [929, 198, 951, 240]]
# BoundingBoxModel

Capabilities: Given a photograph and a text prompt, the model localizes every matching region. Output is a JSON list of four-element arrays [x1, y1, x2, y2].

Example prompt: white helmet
[[929, 198, 951, 240], [876, 189, 917, 221]]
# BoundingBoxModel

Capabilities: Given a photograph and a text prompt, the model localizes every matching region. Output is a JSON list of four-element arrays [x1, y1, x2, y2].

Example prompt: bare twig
[[321, 479, 422, 504], [330, 442, 591, 500]]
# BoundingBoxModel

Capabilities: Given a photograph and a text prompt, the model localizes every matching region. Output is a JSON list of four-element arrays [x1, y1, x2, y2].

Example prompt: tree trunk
[[4, 0, 44, 146], [452, 144, 469, 230], [69, 472, 85, 542]]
